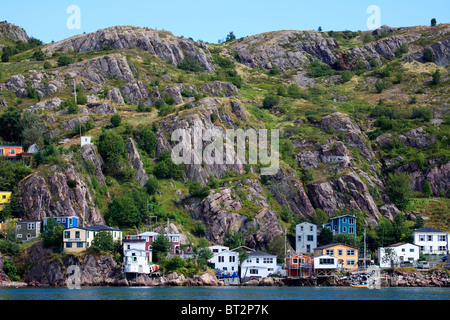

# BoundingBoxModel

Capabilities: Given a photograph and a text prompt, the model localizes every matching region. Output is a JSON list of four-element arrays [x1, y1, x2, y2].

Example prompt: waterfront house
[[0, 145, 23, 158], [214, 250, 239, 277], [286, 253, 312, 277], [208, 245, 229, 263], [43, 216, 79, 230], [295, 222, 317, 254], [314, 243, 359, 270], [123, 248, 151, 274], [15, 220, 41, 243], [80, 136, 92, 147], [240, 251, 280, 279], [378, 242, 420, 268], [313, 255, 338, 275], [413, 227, 449, 256], [322, 215, 356, 236], [123, 231, 182, 261], [63, 225, 122, 253]]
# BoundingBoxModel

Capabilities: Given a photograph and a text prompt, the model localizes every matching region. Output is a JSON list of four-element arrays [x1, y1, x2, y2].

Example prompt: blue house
[[43, 216, 79, 229], [322, 215, 356, 236]]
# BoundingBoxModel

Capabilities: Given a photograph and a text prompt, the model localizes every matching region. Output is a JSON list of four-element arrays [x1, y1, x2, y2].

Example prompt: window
[[172, 236, 179, 242], [410, 248, 415, 252], [420, 246, 425, 251], [349, 218, 354, 224], [10, 149, 15, 155], [343, 227, 347, 233], [75, 231, 80, 238], [428, 235, 433, 241], [229, 256, 235, 263], [346, 260, 355, 266], [438, 235, 447, 241], [62, 218, 66, 223], [310, 226, 313, 232], [300, 226, 303, 231], [0, 149, 3, 156], [16, 225, 21, 230], [349, 227, 354, 234], [268, 268, 274, 272], [402, 248, 405, 252], [438, 246, 446, 251], [77, 242, 84, 248], [64, 231, 70, 239], [319, 258, 334, 265], [338, 249, 343, 256], [27, 223, 35, 230], [256, 258, 259, 264], [307, 235, 314, 241], [343, 218, 347, 223], [263, 258, 274, 264], [325, 249, 334, 256], [293, 258, 298, 264], [250, 269, 258, 275], [218, 256, 224, 263], [223, 267, 227, 271], [213, 249, 219, 253], [298, 236, 302, 241], [419, 235, 425, 241], [347, 250, 355, 256], [66, 242, 73, 248], [17, 234, 22, 238], [2, 195, 5, 199]]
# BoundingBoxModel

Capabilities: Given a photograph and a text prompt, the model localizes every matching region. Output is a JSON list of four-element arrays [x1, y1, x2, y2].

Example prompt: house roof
[[330, 214, 356, 220], [87, 224, 122, 232], [315, 243, 358, 250], [230, 245, 255, 253], [247, 251, 276, 257], [413, 227, 446, 233], [387, 242, 419, 248]]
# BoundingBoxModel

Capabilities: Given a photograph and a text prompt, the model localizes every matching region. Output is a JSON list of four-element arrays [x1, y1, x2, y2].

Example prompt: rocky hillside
[[0, 20, 449, 258]]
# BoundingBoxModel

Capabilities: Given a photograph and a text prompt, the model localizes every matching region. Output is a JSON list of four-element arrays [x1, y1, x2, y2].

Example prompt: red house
[[0, 146, 23, 158], [124, 231, 181, 262], [286, 253, 312, 277]]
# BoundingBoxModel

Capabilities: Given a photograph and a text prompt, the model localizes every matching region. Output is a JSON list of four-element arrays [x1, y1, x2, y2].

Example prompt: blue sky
[[1, 0, 449, 44]]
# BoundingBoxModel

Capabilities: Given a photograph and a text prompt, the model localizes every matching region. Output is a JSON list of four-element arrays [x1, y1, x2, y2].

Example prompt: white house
[[378, 242, 420, 268], [413, 227, 449, 255], [214, 250, 239, 277], [123, 248, 151, 274], [313, 255, 338, 270], [240, 251, 280, 279], [295, 222, 317, 254], [81, 136, 92, 147], [208, 245, 229, 264]]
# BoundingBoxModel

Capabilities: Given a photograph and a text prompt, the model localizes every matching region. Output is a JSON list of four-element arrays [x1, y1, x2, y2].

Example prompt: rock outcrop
[[19, 165, 105, 225], [0, 21, 29, 44], [125, 138, 149, 187], [43, 25, 215, 73]]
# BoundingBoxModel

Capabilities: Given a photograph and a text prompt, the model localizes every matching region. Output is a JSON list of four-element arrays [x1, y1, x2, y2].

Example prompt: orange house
[[286, 253, 312, 277], [0, 146, 23, 158]]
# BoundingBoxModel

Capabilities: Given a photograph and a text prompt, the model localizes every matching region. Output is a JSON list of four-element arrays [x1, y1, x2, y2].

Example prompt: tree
[[57, 55, 74, 66], [20, 110, 45, 149], [431, 18, 437, 26], [376, 217, 395, 246], [413, 215, 424, 229], [382, 247, 398, 268], [375, 79, 388, 93], [318, 26, 322, 32], [311, 209, 329, 226], [140, 127, 157, 157], [188, 181, 210, 198], [262, 95, 280, 109], [318, 228, 333, 246], [423, 49, 434, 62], [266, 235, 285, 263], [385, 172, 412, 210], [277, 85, 287, 97], [91, 231, 115, 253], [423, 180, 432, 198], [145, 178, 159, 195], [0, 106, 22, 143], [98, 130, 125, 161], [224, 230, 245, 249], [107, 195, 141, 227], [177, 56, 203, 72], [392, 213, 411, 243], [225, 31, 236, 42], [152, 232, 171, 261], [110, 114, 122, 127], [42, 218, 64, 248], [287, 83, 301, 97], [432, 69, 441, 85], [340, 70, 353, 83]]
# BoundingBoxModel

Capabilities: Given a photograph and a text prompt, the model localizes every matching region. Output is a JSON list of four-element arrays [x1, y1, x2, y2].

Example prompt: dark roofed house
[[63, 224, 122, 253]]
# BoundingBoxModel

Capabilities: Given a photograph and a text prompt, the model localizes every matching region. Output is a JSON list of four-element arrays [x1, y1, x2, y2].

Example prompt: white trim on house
[[378, 243, 420, 268]]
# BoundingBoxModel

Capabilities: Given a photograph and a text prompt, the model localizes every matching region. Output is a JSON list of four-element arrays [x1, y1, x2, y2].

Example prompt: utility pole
[[364, 229, 367, 270]]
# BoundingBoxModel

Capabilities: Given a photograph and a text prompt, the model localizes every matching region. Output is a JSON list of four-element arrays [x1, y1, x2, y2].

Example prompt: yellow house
[[0, 191, 12, 212], [63, 225, 122, 253], [314, 243, 359, 270]]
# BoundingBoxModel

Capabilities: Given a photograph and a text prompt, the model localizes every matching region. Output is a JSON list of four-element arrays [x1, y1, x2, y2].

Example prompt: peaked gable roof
[[413, 227, 446, 233], [315, 243, 358, 250]]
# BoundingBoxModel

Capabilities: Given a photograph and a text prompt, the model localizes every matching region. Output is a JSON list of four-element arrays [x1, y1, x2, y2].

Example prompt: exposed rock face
[[120, 81, 151, 105], [27, 98, 62, 112], [230, 30, 340, 70], [0, 21, 29, 44], [409, 161, 450, 197], [403, 38, 450, 66], [296, 139, 351, 170], [267, 166, 314, 218], [398, 127, 436, 149], [5, 74, 27, 98], [308, 172, 380, 227], [371, 25, 397, 36], [86, 102, 117, 114], [72, 53, 135, 83], [23, 241, 125, 287], [79, 143, 107, 186], [125, 138, 149, 187], [183, 183, 284, 249], [43, 25, 215, 73], [107, 87, 125, 104], [0, 252, 9, 283], [19, 165, 104, 225], [61, 116, 91, 131], [201, 81, 239, 98]]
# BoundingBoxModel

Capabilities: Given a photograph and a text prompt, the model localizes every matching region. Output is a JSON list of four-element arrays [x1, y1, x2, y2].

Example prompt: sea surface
[[0, 286, 449, 300]]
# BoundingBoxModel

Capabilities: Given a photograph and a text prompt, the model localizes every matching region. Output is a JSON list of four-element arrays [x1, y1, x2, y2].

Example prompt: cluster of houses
[[1, 208, 449, 280]]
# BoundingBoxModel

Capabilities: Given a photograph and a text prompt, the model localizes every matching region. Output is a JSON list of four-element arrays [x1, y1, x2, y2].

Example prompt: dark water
[[0, 286, 449, 300]]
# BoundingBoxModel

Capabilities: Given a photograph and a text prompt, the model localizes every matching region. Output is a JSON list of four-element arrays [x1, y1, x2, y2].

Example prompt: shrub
[[385, 172, 412, 210], [375, 79, 389, 93], [432, 69, 441, 85], [110, 114, 122, 127], [262, 95, 280, 109], [423, 180, 432, 198], [188, 181, 210, 198], [145, 178, 159, 195], [423, 49, 434, 62], [177, 56, 204, 72], [340, 70, 353, 83], [43, 61, 52, 69], [140, 127, 157, 157], [308, 61, 335, 77], [277, 85, 287, 97], [57, 55, 74, 66], [98, 130, 125, 161]]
